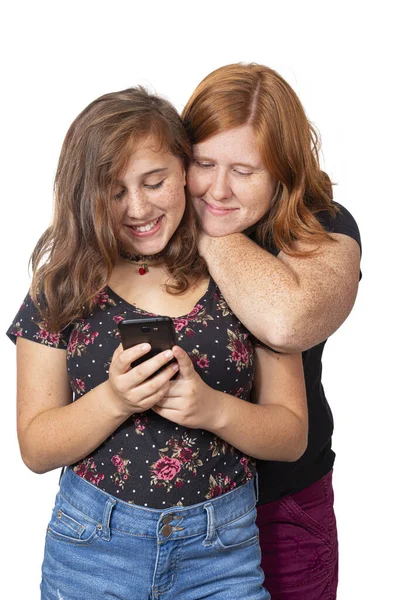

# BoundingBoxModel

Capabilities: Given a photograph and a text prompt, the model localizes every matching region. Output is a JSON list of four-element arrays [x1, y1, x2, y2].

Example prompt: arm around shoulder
[[200, 232, 361, 351]]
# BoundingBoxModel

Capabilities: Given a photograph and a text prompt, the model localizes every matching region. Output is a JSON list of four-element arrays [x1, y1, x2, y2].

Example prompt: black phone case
[[118, 317, 177, 376]]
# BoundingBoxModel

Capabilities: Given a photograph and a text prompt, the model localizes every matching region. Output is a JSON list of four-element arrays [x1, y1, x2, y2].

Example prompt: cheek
[[241, 182, 274, 216], [163, 180, 186, 216], [187, 167, 205, 195]]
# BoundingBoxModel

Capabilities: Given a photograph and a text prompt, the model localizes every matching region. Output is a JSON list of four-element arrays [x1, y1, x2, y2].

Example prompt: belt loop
[[254, 473, 259, 504], [101, 498, 117, 542], [203, 502, 215, 547], [58, 466, 66, 485]]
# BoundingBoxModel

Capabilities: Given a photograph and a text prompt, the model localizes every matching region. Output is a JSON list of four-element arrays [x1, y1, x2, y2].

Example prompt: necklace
[[119, 249, 164, 275]]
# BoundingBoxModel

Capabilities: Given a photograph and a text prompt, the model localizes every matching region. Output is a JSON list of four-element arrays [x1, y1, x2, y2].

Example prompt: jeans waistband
[[58, 468, 257, 540]]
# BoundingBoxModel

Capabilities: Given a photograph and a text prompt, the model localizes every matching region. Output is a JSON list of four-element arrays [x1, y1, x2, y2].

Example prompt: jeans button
[[162, 515, 173, 525], [161, 524, 173, 537]]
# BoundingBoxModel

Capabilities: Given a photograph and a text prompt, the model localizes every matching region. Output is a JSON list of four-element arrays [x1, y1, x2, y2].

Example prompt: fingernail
[[165, 350, 173, 359], [172, 363, 179, 371], [142, 344, 150, 351]]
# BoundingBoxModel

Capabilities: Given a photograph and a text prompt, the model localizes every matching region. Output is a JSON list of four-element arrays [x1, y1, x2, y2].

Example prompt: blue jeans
[[41, 468, 270, 599]]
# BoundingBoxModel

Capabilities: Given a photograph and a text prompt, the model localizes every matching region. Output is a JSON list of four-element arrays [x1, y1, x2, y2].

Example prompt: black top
[[7, 279, 257, 508], [250, 202, 362, 504]]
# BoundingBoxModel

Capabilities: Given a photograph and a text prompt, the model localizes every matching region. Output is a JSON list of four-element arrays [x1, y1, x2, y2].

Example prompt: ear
[[182, 168, 187, 186]]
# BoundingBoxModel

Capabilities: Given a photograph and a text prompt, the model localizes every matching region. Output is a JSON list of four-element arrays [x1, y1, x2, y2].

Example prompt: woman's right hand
[[107, 343, 179, 416]]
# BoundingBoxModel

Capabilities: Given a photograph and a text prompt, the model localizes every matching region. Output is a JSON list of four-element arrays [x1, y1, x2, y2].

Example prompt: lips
[[124, 215, 163, 237], [201, 199, 238, 216]]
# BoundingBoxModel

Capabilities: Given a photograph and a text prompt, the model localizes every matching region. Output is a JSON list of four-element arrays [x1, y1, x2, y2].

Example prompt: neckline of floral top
[[105, 278, 215, 320]]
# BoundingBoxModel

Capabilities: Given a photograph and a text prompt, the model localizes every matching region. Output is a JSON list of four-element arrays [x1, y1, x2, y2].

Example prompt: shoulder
[[316, 202, 362, 252], [6, 292, 73, 350]]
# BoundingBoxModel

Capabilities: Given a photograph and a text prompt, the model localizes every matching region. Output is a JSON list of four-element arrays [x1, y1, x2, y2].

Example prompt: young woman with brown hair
[[7, 86, 307, 599], [182, 62, 362, 599]]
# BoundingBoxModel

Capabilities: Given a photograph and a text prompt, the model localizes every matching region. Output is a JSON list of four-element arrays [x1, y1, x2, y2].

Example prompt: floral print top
[[7, 279, 257, 508]]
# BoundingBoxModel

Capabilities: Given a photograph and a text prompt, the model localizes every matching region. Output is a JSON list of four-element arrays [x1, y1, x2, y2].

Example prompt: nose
[[125, 189, 152, 220], [208, 168, 232, 202]]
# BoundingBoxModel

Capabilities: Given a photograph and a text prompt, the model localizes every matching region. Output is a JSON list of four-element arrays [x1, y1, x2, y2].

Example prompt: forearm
[[202, 234, 303, 350], [201, 233, 359, 352], [19, 381, 131, 474], [210, 392, 308, 461]]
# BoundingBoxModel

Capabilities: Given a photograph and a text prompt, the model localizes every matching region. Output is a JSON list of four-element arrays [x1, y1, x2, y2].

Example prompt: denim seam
[[46, 527, 101, 547], [152, 538, 186, 597], [58, 490, 100, 527]]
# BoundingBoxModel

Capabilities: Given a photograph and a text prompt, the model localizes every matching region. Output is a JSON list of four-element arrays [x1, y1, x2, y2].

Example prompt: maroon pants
[[256, 470, 338, 599]]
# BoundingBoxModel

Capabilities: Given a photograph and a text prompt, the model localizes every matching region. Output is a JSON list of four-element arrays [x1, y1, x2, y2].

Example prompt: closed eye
[[144, 180, 165, 190], [195, 161, 214, 169], [233, 169, 253, 177], [114, 189, 126, 200]]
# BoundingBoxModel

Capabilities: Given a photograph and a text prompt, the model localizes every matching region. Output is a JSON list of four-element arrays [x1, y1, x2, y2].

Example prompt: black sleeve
[[6, 293, 72, 349], [316, 202, 362, 255]]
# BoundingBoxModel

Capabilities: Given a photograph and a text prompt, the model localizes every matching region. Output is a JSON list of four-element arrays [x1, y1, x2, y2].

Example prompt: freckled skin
[[188, 125, 276, 236], [111, 139, 187, 258], [188, 125, 361, 351]]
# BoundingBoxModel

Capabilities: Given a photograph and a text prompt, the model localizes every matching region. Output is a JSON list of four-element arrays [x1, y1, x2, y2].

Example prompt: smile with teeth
[[131, 216, 161, 232]]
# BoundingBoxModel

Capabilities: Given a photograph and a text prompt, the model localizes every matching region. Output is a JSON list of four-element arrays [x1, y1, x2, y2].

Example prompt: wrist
[[206, 390, 230, 435], [101, 380, 133, 422]]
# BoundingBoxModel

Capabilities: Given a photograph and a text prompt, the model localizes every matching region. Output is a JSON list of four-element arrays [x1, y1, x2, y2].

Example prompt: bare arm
[[16, 338, 178, 474], [199, 232, 360, 352], [154, 345, 308, 461]]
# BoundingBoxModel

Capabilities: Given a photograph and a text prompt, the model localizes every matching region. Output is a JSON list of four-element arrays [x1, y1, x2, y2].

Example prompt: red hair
[[182, 63, 337, 254]]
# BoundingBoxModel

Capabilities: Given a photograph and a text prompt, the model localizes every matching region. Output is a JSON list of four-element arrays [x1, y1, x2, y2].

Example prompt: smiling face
[[187, 125, 276, 236], [112, 137, 186, 257]]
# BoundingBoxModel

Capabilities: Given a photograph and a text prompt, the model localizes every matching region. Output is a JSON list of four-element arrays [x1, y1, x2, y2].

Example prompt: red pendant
[[139, 264, 148, 275]]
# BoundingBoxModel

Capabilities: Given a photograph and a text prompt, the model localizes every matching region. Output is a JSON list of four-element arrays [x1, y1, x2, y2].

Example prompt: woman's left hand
[[152, 345, 223, 431]]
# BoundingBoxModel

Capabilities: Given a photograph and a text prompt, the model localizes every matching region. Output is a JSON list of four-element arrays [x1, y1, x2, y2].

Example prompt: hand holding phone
[[106, 317, 179, 417], [118, 317, 177, 376]]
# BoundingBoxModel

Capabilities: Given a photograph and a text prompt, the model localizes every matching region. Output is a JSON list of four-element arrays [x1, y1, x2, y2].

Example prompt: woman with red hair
[[183, 63, 361, 599]]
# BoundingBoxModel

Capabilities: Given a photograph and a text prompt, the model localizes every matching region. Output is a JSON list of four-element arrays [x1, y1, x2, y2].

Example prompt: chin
[[202, 222, 241, 237]]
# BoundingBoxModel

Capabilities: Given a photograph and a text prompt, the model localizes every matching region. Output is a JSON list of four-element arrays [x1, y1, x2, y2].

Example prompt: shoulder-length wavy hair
[[182, 63, 337, 255], [31, 87, 206, 332]]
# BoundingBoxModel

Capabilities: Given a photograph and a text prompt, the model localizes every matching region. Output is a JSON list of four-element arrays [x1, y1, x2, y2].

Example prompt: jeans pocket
[[46, 493, 100, 546], [216, 507, 260, 550]]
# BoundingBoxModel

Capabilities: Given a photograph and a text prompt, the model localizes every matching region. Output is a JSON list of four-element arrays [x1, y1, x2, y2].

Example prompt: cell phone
[[118, 317, 177, 377]]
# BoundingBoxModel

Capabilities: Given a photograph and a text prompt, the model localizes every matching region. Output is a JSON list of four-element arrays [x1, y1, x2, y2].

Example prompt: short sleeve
[[6, 293, 72, 349], [316, 202, 362, 254]]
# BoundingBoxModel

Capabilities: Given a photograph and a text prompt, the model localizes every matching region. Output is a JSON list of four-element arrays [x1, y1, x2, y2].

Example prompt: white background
[[1, 1, 398, 598]]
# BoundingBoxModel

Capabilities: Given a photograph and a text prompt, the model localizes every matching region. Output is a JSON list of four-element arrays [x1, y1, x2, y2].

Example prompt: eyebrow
[[115, 167, 168, 185]]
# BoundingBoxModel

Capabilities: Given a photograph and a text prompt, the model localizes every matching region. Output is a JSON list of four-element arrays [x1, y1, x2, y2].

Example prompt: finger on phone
[[130, 349, 178, 384], [116, 343, 151, 374]]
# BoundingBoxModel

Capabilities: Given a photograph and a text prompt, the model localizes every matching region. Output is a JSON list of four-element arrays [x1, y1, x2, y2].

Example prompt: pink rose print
[[179, 447, 193, 462], [67, 322, 99, 357], [94, 290, 116, 310], [111, 454, 131, 489], [153, 456, 181, 481], [38, 329, 49, 340], [226, 329, 253, 372], [174, 318, 188, 331], [73, 457, 105, 486], [187, 304, 202, 318], [113, 315, 125, 325], [71, 378, 86, 396], [197, 356, 210, 369]]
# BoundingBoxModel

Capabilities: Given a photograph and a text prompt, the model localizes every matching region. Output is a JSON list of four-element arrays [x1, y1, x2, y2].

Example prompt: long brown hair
[[31, 87, 206, 332], [182, 63, 337, 254]]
